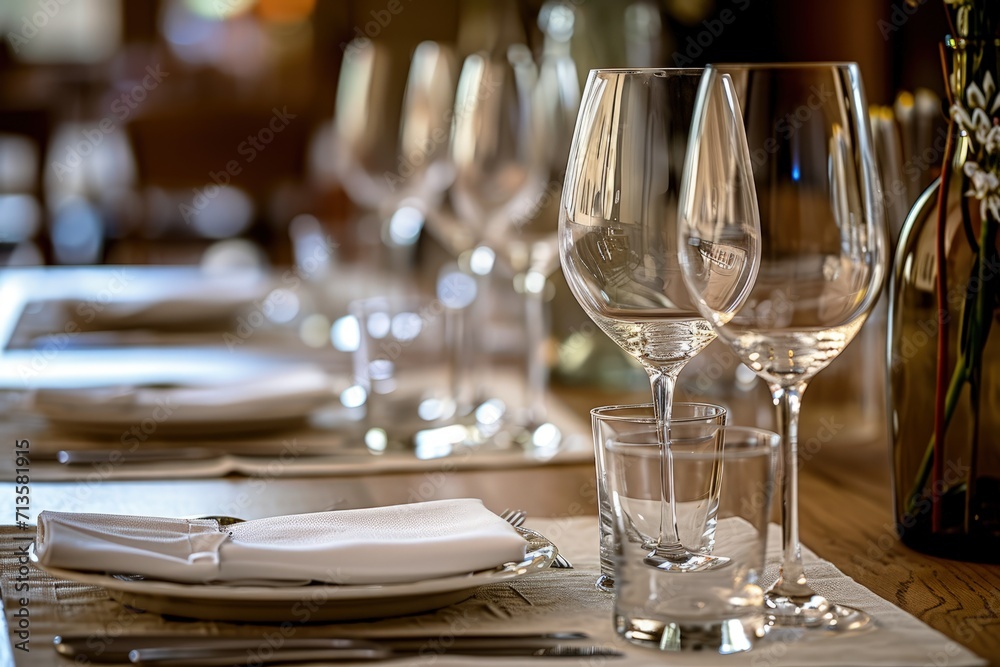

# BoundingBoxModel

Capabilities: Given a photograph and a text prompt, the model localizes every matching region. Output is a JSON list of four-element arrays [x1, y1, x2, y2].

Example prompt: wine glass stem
[[522, 274, 549, 426], [446, 306, 472, 414], [448, 267, 492, 416], [770, 382, 813, 596], [648, 365, 686, 556]]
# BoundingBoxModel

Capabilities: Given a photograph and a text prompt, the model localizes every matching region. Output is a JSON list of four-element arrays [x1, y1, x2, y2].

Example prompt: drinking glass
[[591, 402, 728, 592], [559, 69, 758, 570], [608, 424, 779, 653], [679, 63, 887, 630], [350, 294, 470, 453], [446, 46, 539, 259]]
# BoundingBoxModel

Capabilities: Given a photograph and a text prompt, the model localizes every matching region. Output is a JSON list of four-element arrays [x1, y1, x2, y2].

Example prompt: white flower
[[952, 102, 974, 132], [952, 74, 1000, 141], [951, 73, 1000, 223], [973, 108, 993, 145], [984, 71, 996, 101], [986, 125, 1000, 154], [963, 161, 1000, 221], [969, 82, 988, 109]]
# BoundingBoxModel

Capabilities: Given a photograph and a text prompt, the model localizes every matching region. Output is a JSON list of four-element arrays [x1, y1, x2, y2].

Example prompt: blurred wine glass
[[480, 5, 581, 428], [425, 45, 541, 420], [332, 39, 456, 265]]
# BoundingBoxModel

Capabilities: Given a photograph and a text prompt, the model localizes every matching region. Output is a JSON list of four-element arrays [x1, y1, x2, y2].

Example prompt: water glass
[[607, 424, 778, 654], [591, 403, 727, 592], [350, 295, 461, 452]]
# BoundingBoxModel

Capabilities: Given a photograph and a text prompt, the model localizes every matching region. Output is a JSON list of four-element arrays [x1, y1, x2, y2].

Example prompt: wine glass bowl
[[561, 69, 720, 374], [333, 40, 457, 254], [332, 39, 400, 212], [679, 63, 886, 630], [448, 46, 540, 255]]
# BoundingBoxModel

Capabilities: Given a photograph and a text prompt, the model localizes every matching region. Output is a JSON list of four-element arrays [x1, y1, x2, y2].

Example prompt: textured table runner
[[0, 517, 987, 666]]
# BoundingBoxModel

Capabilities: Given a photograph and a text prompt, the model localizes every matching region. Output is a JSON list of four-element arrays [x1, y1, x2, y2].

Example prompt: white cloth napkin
[[35, 499, 528, 585]]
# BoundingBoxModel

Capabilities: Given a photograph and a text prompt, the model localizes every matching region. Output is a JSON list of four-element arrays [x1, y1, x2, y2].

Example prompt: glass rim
[[591, 402, 727, 422], [706, 61, 859, 71], [589, 67, 704, 76]]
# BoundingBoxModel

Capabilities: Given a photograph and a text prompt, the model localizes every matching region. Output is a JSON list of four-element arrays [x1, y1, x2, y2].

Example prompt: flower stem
[[965, 213, 996, 531], [906, 356, 967, 516]]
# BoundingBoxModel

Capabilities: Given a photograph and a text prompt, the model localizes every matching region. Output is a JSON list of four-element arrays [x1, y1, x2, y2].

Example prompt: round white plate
[[31, 363, 338, 436], [31, 528, 556, 622]]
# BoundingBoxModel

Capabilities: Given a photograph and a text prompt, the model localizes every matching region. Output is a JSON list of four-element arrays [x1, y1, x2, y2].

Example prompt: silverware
[[501, 508, 574, 569], [128, 639, 621, 665], [500, 508, 527, 527], [53, 633, 604, 664], [55, 448, 222, 465]]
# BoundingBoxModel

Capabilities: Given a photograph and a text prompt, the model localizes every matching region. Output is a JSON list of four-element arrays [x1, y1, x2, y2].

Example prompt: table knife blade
[[53, 633, 597, 664], [128, 640, 624, 665]]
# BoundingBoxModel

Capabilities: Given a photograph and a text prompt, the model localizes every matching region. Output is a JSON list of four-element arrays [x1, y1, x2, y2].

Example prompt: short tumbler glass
[[351, 295, 460, 450], [591, 403, 727, 592], [608, 424, 779, 654]]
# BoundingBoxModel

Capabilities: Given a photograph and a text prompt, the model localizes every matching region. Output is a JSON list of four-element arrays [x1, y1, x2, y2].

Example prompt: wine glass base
[[643, 552, 731, 573], [765, 593, 872, 632], [596, 573, 615, 592]]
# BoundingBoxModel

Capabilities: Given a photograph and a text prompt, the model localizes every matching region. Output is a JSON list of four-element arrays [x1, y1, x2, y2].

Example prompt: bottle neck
[[947, 38, 1000, 102]]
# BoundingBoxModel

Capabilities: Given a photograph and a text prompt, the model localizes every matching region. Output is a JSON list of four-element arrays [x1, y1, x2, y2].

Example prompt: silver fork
[[500, 509, 573, 569], [499, 508, 527, 528]]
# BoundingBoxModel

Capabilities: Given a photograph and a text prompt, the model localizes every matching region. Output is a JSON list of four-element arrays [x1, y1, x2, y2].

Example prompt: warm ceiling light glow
[[257, 0, 315, 23]]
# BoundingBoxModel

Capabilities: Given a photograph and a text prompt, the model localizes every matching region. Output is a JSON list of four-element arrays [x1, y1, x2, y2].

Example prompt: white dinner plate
[[30, 361, 339, 436], [31, 528, 557, 622]]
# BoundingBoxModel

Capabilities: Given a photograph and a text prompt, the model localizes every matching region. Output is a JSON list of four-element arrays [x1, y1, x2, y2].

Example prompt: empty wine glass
[[332, 40, 397, 222], [559, 69, 758, 571], [479, 33, 581, 429], [429, 46, 541, 418], [679, 63, 886, 630], [332, 40, 456, 261]]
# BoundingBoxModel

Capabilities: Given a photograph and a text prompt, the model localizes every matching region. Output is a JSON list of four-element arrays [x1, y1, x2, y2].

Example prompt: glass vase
[[888, 39, 1000, 562]]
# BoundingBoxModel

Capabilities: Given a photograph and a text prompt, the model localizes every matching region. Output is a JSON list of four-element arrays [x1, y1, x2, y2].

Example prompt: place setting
[[0, 266, 592, 481]]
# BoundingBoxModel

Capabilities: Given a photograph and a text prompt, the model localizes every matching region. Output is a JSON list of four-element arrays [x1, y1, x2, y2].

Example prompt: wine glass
[[679, 63, 886, 629], [559, 69, 758, 570], [479, 39, 581, 429], [427, 46, 541, 418], [332, 40, 456, 262]]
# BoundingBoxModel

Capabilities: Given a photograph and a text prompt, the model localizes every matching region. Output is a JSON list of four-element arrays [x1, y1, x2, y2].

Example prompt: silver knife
[[52, 633, 609, 664], [128, 639, 623, 665], [54, 448, 222, 465]]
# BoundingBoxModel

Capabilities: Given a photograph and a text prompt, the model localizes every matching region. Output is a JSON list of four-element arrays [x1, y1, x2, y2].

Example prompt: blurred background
[[0, 0, 950, 407]]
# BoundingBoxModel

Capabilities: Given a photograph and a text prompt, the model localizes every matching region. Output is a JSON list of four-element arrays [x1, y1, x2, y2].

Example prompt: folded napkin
[[35, 499, 529, 585]]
